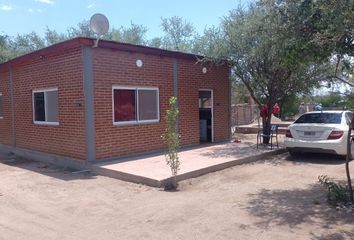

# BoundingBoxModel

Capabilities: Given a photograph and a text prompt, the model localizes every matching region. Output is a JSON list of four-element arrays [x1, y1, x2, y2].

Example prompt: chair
[[257, 124, 279, 149]]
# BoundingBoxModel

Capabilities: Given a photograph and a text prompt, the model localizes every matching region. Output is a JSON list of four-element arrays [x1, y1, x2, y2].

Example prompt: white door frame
[[199, 89, 214, 143]]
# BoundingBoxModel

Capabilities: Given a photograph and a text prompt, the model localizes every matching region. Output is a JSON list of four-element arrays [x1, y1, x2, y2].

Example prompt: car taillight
[[286, 129, 293, 138], [327, 130, 344, 140]]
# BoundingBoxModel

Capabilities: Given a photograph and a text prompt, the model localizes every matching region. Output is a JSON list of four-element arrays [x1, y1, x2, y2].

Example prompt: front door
[[199, 90, 213, 143]]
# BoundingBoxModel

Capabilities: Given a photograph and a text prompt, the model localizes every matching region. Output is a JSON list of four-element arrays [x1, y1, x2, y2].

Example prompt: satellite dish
[[90, 13, 109, 47]]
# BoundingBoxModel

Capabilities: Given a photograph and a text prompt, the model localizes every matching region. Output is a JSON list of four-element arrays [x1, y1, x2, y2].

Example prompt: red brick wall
[[93, 47, 230, 160], [178, 62, 230, 145], [0, 47, 86, 160], [0, 71, 13, 146], [93, 48, 173, 160], [207, 64, 230, 142]]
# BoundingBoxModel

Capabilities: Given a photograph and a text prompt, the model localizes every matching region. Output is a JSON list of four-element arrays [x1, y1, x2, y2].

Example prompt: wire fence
[[232, 104, 258, 126]]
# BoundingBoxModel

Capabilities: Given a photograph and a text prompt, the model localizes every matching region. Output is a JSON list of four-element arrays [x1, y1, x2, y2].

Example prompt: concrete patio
[[92, 142, 286, 187]]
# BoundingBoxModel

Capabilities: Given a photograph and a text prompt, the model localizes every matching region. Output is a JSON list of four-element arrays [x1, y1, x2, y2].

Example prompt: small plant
[[163, 96, 180, 190], [318, 175, 350, 206]]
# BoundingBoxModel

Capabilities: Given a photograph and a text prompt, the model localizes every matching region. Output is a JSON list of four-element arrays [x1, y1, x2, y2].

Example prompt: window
[[32, 88, 59, 125], [0, 93, 3, 119], [295, 113, 342, 124], [113, 86, 159, 124]]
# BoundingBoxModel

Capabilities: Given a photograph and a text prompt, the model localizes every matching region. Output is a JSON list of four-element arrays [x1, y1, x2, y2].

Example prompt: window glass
[[138, 89, 158, 121], [0, 94, 3, 118], [295, 113, 342, 124], [199, 91, 212, 108], [33, 89, 59, 124], [34, 92, 45, 121], [46, 90, 59, 122], [114, 89, 136, 122]]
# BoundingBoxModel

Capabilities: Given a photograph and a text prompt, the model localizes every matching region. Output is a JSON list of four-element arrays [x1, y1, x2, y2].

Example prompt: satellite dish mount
[[90, 13, 109, 47]]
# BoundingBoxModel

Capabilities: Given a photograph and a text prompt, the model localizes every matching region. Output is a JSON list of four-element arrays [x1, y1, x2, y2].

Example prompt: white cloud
[[28, 8, 42, 13], [87, 3, 96, 9], [0, 4, 13, 11], [35, 0, 55, 5]]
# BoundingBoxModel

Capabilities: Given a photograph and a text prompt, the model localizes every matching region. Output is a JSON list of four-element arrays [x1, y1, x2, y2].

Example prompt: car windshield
[[295, 113, 342, 124]]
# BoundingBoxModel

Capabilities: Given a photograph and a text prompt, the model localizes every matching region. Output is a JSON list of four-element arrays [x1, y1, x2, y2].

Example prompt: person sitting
[[314, 103, 322, 111]]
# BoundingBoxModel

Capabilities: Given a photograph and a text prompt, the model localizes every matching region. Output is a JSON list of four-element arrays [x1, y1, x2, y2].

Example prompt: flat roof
[[0, 37, 205, 70]]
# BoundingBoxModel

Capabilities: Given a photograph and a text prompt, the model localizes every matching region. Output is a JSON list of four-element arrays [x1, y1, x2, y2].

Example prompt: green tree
[[44, 27, 66, 45], [193, 26, 225, 56], [67, 20, 96, 38], [344, 91, 354, 109], [214, 2, 321, 142], [114, 23, 147, 45], [10, 32, 46, 55], [148, 37, 163, 48], [0, 35, 16, 63], [66, 20, 148, 45], [317, 92, 346, 109], [160, 16, 196, 52]]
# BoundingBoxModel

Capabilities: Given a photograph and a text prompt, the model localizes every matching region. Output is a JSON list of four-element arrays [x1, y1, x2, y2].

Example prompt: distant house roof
[[0, 37, 204, 70]]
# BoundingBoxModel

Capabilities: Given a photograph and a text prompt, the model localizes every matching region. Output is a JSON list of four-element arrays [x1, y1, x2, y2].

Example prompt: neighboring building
[[0, 37, 230, 165]]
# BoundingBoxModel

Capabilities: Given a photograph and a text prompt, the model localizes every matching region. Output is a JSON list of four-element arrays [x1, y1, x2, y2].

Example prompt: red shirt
[[273, 103, 280, 114]]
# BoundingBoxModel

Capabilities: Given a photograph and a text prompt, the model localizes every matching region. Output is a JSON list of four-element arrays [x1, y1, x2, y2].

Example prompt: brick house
[[0, 37, 230, 165]]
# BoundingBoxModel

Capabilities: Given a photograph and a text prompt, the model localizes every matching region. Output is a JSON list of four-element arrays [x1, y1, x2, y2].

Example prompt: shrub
[[318, 175, 350, 205], [163, 96, 180, 190]]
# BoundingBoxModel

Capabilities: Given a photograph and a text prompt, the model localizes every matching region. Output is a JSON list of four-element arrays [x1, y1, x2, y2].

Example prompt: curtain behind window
[[114, 89, 136, 122]]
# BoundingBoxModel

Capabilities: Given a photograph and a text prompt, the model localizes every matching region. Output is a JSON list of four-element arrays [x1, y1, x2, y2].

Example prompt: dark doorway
[[199, 90, 213, 143]]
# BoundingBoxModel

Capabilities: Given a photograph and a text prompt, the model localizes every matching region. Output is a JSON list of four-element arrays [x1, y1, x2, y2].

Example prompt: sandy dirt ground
[[0, 151, 353, 240]]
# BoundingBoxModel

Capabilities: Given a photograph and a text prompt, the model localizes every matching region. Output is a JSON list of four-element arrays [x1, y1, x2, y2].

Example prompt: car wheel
[[288, 149, 300, 157]]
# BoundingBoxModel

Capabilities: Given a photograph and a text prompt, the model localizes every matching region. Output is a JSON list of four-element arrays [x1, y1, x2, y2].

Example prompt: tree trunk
[[164, 175, 178, 191], [346, 120, 354, 202], [279, 101, 283, 119], [262, 110, 272, 144]]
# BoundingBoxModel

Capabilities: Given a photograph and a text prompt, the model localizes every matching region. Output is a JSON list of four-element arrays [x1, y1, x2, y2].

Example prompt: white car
[[284, 110, 354, 158]]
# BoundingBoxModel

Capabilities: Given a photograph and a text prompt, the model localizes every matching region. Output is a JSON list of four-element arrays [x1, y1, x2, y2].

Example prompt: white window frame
[[0, 93, 3, 119], [32, 87, 59, 126], [112, 86, 160, 126]]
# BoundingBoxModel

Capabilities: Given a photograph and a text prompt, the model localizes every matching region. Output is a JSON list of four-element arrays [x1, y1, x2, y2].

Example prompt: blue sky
[[0, 0, 251, 39]]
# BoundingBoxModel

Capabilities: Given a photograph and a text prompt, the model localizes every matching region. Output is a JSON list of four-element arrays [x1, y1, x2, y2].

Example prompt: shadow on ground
[[285, 152, 346, 165], [199, 144, 263, 159], [255, 152, 346, 166], [246, 184, 354, 238], [0, 152, 96, 181], [311, 231, 354, 240]]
